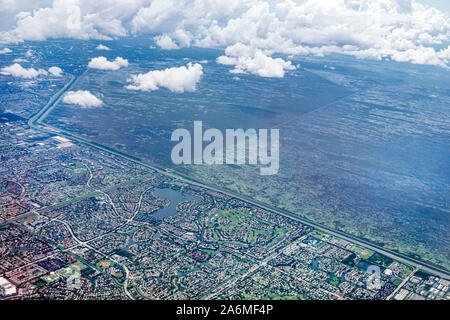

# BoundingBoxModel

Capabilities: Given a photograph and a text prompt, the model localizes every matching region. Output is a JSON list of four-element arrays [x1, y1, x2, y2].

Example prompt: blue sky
[[418, 0, 450, 12]]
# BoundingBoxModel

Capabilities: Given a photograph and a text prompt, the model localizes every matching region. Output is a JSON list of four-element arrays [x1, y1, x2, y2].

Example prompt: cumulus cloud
[[154, 34, 179, 50], [130, 0, 450, 69], [437, 46, 450, 65], [48, 66, 63, 76], [126, 62, 203, 93], [0, 63, 64, 78], [88, 56, 128, 70], [96, 44, 111, 50], [0, 47, 11, 54], [0, 0, 137, 42], [1, 0, 450, 71], [63, 90, 103, 107], [0, 0, 42, 31], [0, 63, 47, 78], [217, 43, 295, 77]]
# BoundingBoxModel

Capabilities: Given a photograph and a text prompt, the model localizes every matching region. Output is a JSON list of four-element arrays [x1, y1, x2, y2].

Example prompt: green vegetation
[[353, 246, 375, 259], [367, 252, 394, 267], [328, 275, 341, 286], [71, 261, 88, 271], [270, 295, 298, 300], [66, 164, 88, 175], [0, 224, 10, 230], [200, 248, 215, 255], [210, 209, 288, 248], [401, 268, 413, 278], [33, 278, 47, 287]]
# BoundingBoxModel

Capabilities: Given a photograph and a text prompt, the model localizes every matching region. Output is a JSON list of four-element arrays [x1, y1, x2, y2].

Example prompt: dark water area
[[0, 112, 26, 123], [152, 187, 201, 220]]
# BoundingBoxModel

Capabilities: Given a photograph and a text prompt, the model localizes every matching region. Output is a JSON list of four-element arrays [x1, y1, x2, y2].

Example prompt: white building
[[0, 277, 17, 297]]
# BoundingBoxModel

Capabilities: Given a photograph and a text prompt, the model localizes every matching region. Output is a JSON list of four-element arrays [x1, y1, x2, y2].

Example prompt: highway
[[27, 71, 450, 280]]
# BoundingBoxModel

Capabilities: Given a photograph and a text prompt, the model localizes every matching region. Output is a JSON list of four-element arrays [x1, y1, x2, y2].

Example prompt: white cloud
[[217, 43, 295, 77], [154, 34, 179, 50], [0, 47, 11, 54], [0, 63, 63, 79], [96, 44, 111, 50], [48, 66, 63, 76], [0, 63, 47, 78], [437, 46, 450, 64], [87, 56, 128, 70], [126, 62, 203, 93], [390, 47, 446, 66], [63, 90, 103, 107], [133, 0, 450, 70], [1, 0, 135, 42], [0, 0, 41, 12], [1, 0, 449, 72]]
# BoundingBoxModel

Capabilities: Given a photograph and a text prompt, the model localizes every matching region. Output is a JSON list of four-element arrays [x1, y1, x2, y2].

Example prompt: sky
[[0, 0, 449, 76], [418, 0, 450, 12], [0, 0, 51, 30], [0, 1, 447, 31]]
